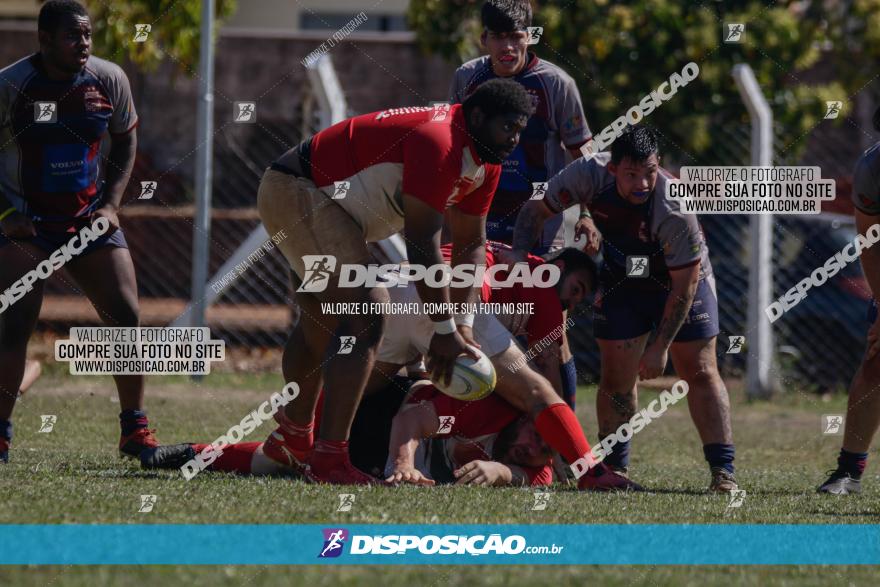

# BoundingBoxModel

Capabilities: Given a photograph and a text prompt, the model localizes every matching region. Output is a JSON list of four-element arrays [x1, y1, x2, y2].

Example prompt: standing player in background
[[0, 1, 157, 463], [509, 127, 737, 493], [257, 80, 531, 485], [818, 108, 880, 495], [448, 0, 593, 408]]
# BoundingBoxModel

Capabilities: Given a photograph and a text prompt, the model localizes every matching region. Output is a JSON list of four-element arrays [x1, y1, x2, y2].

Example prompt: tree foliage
[[85, 0, 238, 74], [408, 0, 870, 163]]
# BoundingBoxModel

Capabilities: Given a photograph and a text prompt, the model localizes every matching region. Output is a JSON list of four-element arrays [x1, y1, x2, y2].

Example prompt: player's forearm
[[103, 131, 137, 209], [856, 215, 880, 297], [654, 278, 698, 349], [512, 201, 553, 253], [449, 242, 484, 308], [388, 413, 425, 471], [407, 235, 452, 321]]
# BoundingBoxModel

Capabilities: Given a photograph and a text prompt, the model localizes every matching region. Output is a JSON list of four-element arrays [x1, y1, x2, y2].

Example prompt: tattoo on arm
[[513, 208, 542, 252], [656, 292, 693, 348]]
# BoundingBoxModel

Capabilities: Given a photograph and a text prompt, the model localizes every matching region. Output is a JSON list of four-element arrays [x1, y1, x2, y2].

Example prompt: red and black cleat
[[305, 459, 387, 486], [578, 462, 644, 492], [119, 427, 160, 458], [262, 427, 311, 474]]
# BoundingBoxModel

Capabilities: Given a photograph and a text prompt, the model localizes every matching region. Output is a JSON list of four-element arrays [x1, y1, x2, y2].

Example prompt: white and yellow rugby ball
[[432, 346, 496, 401]]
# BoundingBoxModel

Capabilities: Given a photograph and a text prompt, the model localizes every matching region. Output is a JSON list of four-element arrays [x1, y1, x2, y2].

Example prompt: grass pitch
[[0, 367, 877, 585]]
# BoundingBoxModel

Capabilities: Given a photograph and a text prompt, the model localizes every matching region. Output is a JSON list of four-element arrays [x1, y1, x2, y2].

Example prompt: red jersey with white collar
[[308, 104, 501, 241]]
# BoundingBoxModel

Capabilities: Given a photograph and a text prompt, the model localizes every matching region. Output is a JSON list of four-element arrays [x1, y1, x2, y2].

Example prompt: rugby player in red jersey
[[0, 1, 157, 463], [257, 79, 534, 484], [367, 244, 638, 490], [141, 379, 553, 488]]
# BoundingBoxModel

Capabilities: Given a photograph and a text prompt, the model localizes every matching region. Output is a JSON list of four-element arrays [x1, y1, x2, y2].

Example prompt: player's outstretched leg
[[0, 243, 50, 463], [670, 337, 737, 493], [66, 246, 159, 458], [818, 352, 880, 495], [491, 344, 641, 491]]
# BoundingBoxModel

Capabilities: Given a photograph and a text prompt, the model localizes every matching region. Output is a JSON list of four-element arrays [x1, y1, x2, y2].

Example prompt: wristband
[[578, 210, 592, 220], [433, 318, 456, 335], [454, 314, 475, 328], [0, 207, 16, 222]]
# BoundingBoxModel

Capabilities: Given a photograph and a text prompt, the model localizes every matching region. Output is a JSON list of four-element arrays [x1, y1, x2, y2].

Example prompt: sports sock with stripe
[[559, 358, 577, 409], [703, 442, 735, 474], [119, 410, 148, 436], [837, 449, 868, 479]]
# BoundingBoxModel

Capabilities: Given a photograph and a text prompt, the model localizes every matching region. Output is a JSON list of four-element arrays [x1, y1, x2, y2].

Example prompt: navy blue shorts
[[0, 226, 128, 257], [593, 275, 720, 342]]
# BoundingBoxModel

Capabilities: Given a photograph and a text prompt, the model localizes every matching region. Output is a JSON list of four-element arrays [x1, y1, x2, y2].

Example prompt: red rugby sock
[[534, 403, 592, 465], [308, 438, 351, 475], [194, 442, 262, 474]]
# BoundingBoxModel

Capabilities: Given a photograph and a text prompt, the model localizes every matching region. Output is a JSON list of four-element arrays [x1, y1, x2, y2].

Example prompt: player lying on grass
[[351, 246, 638, 490], [140, 378, 553, 488], [449, 0, 596, 409], [385, 380, 553, 487], [257, 78, 532, 485], [0, 1, 157, 464], [819, 107, 880, 495], [507, 126, 738, 493]]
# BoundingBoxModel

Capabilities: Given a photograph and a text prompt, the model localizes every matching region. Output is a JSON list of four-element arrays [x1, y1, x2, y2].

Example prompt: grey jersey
[[449, 53, 591, 250], [853, 142, 880, 215], [545, 152, 713, 286]]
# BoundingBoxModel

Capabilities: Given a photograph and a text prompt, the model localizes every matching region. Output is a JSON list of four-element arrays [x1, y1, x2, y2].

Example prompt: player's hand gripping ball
[[432, 346, 496, 401]]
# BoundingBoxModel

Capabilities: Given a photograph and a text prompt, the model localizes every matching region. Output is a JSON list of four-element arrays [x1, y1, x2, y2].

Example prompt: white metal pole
[[733, 64, 775, 398], [190, 0, 216, 328]]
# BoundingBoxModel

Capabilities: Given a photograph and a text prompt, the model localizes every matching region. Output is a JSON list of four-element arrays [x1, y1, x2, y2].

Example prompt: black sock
[[119, 410, 148, 436], [837, 449, 868, 479]]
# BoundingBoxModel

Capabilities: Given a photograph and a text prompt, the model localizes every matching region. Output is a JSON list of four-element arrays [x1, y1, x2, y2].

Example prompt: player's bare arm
[[509, 198, 555, 260], [446, 206, 487, 346], [403, 194, 478, 385], [385, 401, 437, 486], [93, 128, 137, 232], [0, 191, 35, 239], [639, 262, 700, 380]]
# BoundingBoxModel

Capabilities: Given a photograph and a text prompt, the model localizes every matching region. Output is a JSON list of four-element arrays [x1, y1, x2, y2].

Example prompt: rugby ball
[[432, 346, 496, 401]]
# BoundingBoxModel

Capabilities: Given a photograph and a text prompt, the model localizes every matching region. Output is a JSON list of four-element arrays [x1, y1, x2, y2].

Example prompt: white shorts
[[376, 280, 515, 366]]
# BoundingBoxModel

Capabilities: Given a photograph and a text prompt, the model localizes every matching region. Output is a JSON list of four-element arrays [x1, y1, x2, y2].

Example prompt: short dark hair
[[38, 0, 88, 34], [610, 125, 660, 165], [462, 78, 534, 121], [481, 0, 532, 33], [550, 248, 598, 293]]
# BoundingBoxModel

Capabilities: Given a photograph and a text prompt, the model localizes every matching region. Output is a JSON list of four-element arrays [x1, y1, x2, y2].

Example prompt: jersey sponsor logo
[[374, 106, 434, 121]]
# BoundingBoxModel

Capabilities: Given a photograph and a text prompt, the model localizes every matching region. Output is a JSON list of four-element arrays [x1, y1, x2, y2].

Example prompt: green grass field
[[1, 368, 878, 585]]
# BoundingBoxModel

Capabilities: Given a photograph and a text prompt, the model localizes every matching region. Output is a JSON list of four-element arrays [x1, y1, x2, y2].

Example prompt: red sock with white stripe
[[193, 442, 262, 474]]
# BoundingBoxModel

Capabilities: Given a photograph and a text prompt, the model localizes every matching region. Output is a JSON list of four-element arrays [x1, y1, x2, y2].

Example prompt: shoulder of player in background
[[529, 57, 576, 85], [0, 54, 38, 80], [84, 54, 127, 79], [456, 55, 491, 73]]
